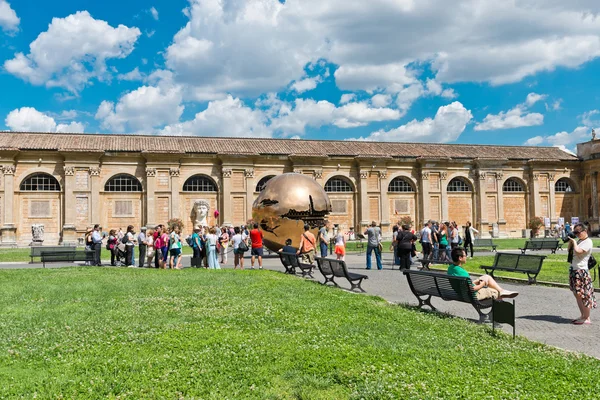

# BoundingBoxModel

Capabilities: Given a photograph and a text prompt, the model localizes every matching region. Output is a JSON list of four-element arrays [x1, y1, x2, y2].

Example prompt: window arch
[[255, 175, 275, 192], [324, 177, 354, 192], [20, 173, 60, 191], [447, 177, 472, 192], [388, 176, 415, 192], [555, 178, 574, 193], [104, 174, 142, 192], [503, 178, 525, 193], [183, 174, 217, 192]]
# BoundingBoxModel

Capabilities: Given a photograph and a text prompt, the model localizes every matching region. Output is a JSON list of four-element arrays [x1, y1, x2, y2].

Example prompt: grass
[[1, 268, 599, 398]]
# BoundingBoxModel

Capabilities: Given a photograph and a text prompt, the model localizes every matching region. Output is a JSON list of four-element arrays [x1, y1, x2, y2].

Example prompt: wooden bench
[[419, 256, 452, 271], [315, 257, 368, 292], [520, 239, 559, 254], [480, 252, 545, 284], [278, 252, 314, 278], [40, 249, 94, 268], [403, 269, 493, 322], [30, 246, 76, 263], [472, 238, 497, 252]]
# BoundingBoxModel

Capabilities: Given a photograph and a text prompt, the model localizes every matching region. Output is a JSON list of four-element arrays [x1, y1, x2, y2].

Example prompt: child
[[334, 224, 346, 261]]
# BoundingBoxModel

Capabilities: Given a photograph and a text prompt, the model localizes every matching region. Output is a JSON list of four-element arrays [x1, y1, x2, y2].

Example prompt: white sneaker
[[500, 290, 518, 298]]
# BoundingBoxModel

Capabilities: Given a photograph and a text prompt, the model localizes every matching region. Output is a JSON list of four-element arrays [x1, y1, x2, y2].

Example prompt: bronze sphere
[[252, 173, 332, 253]]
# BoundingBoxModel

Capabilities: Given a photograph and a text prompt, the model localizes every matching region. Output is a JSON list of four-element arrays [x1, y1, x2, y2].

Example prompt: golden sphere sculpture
[[252, 173, 332, 253]]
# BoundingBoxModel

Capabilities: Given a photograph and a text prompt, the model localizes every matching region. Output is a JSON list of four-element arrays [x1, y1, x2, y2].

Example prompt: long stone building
[[0, 131, 595, 246]]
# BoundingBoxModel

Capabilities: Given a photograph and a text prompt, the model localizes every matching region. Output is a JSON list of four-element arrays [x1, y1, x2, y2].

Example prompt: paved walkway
[[3, 250, 599, 358]]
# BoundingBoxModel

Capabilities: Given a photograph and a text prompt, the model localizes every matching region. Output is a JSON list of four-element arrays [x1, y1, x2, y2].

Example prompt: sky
[[1, 0, 600, 153]]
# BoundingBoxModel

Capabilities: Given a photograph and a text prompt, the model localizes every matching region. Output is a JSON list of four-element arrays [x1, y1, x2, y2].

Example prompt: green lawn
[[1, 268, 599, 398]]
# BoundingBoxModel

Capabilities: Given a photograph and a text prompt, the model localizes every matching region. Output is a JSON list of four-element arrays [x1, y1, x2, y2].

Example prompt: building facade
[[0, 132, 591, 246]]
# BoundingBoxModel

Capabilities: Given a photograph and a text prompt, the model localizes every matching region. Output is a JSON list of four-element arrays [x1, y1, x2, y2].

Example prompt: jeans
[[320, 241, 328, 258], [125, 245, 134, 266], [393, 245, 400, 265], [397, 248, 412, 270], [433, 243, 439, 259], [366, 246, 382, 270], [93, 243, 102, 266]]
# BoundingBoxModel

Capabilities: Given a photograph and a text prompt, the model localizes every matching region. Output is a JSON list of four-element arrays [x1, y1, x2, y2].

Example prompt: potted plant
[[528, 217, 544, 237], [399, 216, 413, 227]]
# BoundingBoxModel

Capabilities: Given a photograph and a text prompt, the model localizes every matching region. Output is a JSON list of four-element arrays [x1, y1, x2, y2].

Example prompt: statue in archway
[[192, 199, 210, 228]]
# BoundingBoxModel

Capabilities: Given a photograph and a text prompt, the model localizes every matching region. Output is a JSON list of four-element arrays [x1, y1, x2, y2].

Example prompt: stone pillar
[[496, 172, 505, 223], [379, 170, 390, 231], [245, 168, 254, 226], [89, 167, 101, 224], [440, 171, 449, 222], [358, 170, 369, 229], [548, 173, 556, 221], [477, 171, 487, 229], [62, 166, 77, 245], [1, 165, 17, 246], [419, 171, 430, 224], [145, 168, 156, 228], [170, 168, 180, 220], [530, 173, 541, 219], [221, 168, 233, 226], [592, 172, 599, 219]]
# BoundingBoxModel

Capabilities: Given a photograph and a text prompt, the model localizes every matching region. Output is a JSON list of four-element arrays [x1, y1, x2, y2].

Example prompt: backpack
[[186, 236, 194, 247], [121, 235, 128, 244]]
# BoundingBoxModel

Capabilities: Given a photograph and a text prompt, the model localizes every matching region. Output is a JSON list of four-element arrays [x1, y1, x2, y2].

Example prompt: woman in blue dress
[[206, 227, 220, 269]]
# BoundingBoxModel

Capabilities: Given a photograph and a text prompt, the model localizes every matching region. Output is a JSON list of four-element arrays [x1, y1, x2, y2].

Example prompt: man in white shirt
[[420, 222, 432, 259], [91, 224, 103, 266], [137, 228, 147, 268]]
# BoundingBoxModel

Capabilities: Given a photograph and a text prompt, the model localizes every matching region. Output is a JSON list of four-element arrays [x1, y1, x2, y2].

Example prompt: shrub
[[528, 216, 544, 231], [167, 218, 184, 231]]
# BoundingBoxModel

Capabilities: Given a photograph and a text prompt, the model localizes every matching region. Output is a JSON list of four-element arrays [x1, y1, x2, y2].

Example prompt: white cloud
[[370, 94, 392, 107], [95, 85, 183, 132], [0, 0, 19, 33], [117, 67, 144, 81], [339, 94, 356, 104], [581, 110, 600, 127], [396, 83, 424, 116], [524, 136, 544, 146], [352, 101, 473, 143], [523, 126, 590, 153], [334, 63, 417, 92], [150, 7, 159, 21], [525, 92, 547, 107], [4, 11, 140, 93], [475, 93, 547, 131], [5, 107, 84, 133], [290, 76, 321, 93], [545, 99, 563, 111], [161, 96, 271, 137]]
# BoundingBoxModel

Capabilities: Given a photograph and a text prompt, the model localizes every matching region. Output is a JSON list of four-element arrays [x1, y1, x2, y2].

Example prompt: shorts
[[334, 245, 345, 256], [170, 248, 182, 257], [476, 287, 499, 301], [251, 247, 263, 257], [234, 248, 245, 255]]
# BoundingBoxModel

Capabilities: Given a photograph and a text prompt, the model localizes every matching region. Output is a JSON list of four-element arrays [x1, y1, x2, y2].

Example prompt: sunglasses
[[574, 230, 582, 234]]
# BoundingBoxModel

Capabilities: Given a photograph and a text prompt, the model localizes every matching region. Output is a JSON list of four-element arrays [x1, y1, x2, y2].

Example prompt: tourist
[[448, 247, 518, 300], [231, 226, 247, 270], [125, 225, 135, 268], [161, 227, 170, 266], [249, 223, 264, 270], [334, 225, 346, 261], [219, 226, 229, 264], [364, 221, 382, 270], [117, 227, 124, 241], [154, 225, 164, 269], [420, 221, 432, 260], [91, 224, 103, 266], [463, 221, 479, 258], [145, 229, 155, 268], [137, 227, 147, 268], [392, 225, 400, 266], [297, 224, 316, 264], [431, 221, 440, 260], [396, 224, 417, 270], [169, 227, 183, 270], [438, 223, 449, 261], [206, 226, 220, 269], [278, 238, 296, 254], [107, 229, 118, 266], [450, 222, 460, 250], [84, 227, 93, 266], [319, 221, 330, 258], [191, 226, 203, 267], [568, 223, 597, 325]]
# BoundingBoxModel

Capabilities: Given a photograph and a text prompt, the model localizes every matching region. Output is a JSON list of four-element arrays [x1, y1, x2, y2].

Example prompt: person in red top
[[249, 223, 264, 270]]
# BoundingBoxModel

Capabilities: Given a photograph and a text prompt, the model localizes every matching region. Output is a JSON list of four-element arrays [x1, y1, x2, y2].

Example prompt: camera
[[563, 232, 577, 243]]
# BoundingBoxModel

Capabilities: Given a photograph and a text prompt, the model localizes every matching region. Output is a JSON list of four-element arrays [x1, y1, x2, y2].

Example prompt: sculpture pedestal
[[61, 224, 78, 246], [0, 224, 17, 248]]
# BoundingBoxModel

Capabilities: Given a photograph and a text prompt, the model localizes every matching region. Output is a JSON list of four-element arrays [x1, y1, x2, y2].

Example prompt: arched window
[[388, 177, 415, 192], [503, 178, 525, 192], [324, 177, 353, 192], [555, 178, 574, 193], [447, 177, 472, 192], [20, 173, 60, 191], [183, 175, 217, 192], [104, 174, 142, 192], [256, 175, 275, 192]]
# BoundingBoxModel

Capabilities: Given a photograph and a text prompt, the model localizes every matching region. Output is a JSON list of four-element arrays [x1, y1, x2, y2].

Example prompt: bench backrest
[[279, 252, 301, 268], [473, 238, 494, 246], [31, 246, 75, 256], [403, 270, 476, 303], [328, 259, 349, 279], [315, 257, 334, 276], [494, 253, 521, 269], [493, 252, 545, 272]]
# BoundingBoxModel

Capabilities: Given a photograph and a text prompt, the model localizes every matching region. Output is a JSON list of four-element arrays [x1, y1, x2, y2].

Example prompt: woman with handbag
[[231, 226, 248, 269], [568, 223, 597, 325], [396, 224, 417, 270]]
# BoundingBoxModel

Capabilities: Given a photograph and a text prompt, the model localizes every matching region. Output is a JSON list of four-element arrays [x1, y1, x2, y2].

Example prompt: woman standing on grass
[[161, 228, 170, 267], [219, 226, 230, 265], [206, 226, 220, 269], [396, 224, 417, 270], [438, 223, 449, 261], [169, 227, 183, 270], [568, 223, 597, 325], [145, 229, 155, 268], [107, 229, 118, 266], [231, 226, 247, 269], [463, 221, 479, 258], [334, 225, 346, 261], [125, 225, 135, 267]]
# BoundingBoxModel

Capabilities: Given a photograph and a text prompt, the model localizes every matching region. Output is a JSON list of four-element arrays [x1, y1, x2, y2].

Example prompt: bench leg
[[417, 295, 436, 311], [477, 308, 491, 323], [350, 279, 366, 293], [527, 274, 537, 285], [322, 276, 337, 286]]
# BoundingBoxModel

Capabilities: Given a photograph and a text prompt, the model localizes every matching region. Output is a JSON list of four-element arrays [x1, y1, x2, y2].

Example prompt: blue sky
[[1, 0, 600, 152]]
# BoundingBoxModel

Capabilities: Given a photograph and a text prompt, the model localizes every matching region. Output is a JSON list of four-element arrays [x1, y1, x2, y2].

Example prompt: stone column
[[221, 168, 233, 226], [170, 168, 180, 220], [145, 168, 157, 228], [1, 165, 17, 246], [62, 166, 77, 245], [419, 171, 430, 224], [89, 167, 101, 224], [245, 168, 254, 226], [440, 171, 449, 222], [548, 173, 556, 221], [379, 170, 390, 230], [530, 173, 541, 219], [496, 172, 505, 223], [358, 170, 369, 229], [477, 171, 487, 228], [592, 172, 599, 219]]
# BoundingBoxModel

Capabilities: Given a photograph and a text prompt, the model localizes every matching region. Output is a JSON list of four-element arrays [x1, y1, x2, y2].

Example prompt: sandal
[[572, 319, 591, 325]]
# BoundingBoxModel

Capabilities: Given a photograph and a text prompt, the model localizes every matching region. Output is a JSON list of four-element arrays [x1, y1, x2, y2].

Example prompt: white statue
[[31, 224, 44, 243], [192, 199, 210, 228]]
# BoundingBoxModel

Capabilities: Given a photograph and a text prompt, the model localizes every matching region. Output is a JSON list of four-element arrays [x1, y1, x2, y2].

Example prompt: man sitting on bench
[[448, 247, 518, 300]]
